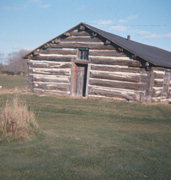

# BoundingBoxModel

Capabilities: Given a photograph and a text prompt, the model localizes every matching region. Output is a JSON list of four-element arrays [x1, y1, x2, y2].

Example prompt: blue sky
[[0, 0, 171, 63]]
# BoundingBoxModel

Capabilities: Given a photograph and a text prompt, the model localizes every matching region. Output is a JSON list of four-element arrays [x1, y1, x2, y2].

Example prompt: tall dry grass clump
[[0, 97, 39, 142]]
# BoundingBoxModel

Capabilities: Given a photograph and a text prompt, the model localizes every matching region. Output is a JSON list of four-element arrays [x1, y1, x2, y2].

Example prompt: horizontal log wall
[[29, 27, 148, 100], [150, 67, 171, 102], [80, 39, 147, 101], [29, 27, 171, 102], [88, 52, 147, 101], [28, 59, 72, 95]]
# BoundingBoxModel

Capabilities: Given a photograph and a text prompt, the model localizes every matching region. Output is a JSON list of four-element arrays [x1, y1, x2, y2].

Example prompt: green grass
[[0, 74, 26, 89], [0, 94, 171, 180]]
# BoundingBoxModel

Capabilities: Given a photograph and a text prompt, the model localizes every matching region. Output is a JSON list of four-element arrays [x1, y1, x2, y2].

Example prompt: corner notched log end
[[118, 47, 123, 52], [91, 32, 97, 38], [104, 40, 111, 45], [64, 32, 70, 37], [79, 25, 86, 31], [54, 39, 60, 44]]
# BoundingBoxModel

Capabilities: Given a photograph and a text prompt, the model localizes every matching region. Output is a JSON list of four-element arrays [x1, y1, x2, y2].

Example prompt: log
[[62, 37, 101, 42], [90, 64, 142, 73], [39, 53, 76, 58], [91, 32, 97, 37], [90, 58, 141, 67], [50, 43, 114, 50], [153, 72, 164, 79], [89, 79, 146, 91], [32, 56, 73, 62], [90, 71, 147, 83], [60, 41, 103, 45], [30, 71, 70, 76], [32, 76, 70, 83], [33, 82, 70, 91], [145, 68, 155, 101], [88, 94, 129, 101], [30, 73, 70, 79], [153, 79, 163, 87], [29, 68, 70, 76], [104, 40, 111, 45], [33, 88, 70, 95], [89, 50, 126, 57], [153, 70, 165, 74], [40, 49, 77, 55], [69, 31, 90, 36], [54, 39, 60, 44], [152, 88, 163, 97], [79, 25, 85, 31], [64, 32, 70, 36], [162, 71, 171, 97], [88, 86, 137, 101], [153, 67, 165, 71], [29, 62, 71, 69]]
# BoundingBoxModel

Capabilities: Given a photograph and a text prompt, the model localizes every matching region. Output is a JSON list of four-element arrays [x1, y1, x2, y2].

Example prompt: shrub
[[0, 97, 39, 142]]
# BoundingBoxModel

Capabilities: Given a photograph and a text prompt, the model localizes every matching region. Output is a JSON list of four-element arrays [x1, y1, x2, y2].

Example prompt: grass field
[[0, 74, 26, 89], [0, 74, 171, 180]]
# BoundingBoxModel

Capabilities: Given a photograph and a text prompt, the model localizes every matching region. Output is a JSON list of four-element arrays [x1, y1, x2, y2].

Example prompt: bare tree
[[7, 49, 30, 75]]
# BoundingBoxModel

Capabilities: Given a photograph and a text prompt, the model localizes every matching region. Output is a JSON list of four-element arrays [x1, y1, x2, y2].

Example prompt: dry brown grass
[[0, 96, 39, 142]]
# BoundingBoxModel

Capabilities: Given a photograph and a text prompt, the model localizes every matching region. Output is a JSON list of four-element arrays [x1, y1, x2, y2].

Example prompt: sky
[[0, 0, 171, 63]]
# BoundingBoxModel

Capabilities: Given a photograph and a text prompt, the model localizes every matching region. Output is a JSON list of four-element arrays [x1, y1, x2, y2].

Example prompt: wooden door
[[74, 64, 88, 97]]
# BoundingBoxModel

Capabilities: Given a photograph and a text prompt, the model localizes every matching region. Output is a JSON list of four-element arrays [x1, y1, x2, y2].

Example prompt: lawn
[[0, 74, 171, 180], [0, 74, 26, 89]]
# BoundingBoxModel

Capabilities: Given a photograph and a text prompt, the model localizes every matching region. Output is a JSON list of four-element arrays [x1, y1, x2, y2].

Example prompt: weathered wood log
[[153, 79, 163, 87], [88, 86, 137, 101], [30, 71, 70, 76], [79, 25, 85, 31], [50, 43, 114, 50], [88, 94, 129, 101], [54, 39, 60, 44], [33, 82, 70, 91], [64, 32, 70, 36], [38, 53, 76, 58], [90, 56, 133, 60], [153, 67, 166, 71], [90, 64, 142, 73], [89, 79, 146, 91], [69, 31, 90, 36], [33, 51, 39, 56], [32, 76, 70, 83], [62, 37, 101, 42], [29, 68, 70, 76], [89, 50, 126, 57], [152, 88, 163, 97], [40, 49, 77, 55], [162, 71, 171, 97], [29, 62, 71, 69], [91, 32, 97, 37], [33, 88, 70, 95], [145, 69, 155, 101], [153, 72, 164, 79], [90, 71, 147, 83], [90, 58, 141, 67], [104, 40, 111, 45], [32, 56, 73, 62]]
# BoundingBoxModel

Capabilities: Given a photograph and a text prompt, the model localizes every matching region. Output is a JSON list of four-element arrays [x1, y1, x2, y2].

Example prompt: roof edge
[[24, 22, 85, 59]]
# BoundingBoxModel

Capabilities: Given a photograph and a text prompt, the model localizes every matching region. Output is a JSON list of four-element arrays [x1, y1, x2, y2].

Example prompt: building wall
[[148, 67, 171, 102], [27, 27, 171, 102], [88, 54, 147, 101]]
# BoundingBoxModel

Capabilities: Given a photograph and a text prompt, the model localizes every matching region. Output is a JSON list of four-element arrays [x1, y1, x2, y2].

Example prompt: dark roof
[[82, 23, 171, 68], [26, 22, 171, 68]]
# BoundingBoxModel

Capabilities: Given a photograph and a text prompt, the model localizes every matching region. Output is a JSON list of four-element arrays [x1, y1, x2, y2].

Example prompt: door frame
[[70, 62, 90, 97]]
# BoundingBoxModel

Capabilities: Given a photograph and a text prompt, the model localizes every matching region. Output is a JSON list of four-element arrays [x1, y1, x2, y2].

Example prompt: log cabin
[[25, 22, 171, 102]]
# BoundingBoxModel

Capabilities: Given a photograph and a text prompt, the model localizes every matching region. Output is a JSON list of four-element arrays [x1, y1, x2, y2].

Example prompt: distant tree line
[[0, 49, 30, 75]]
